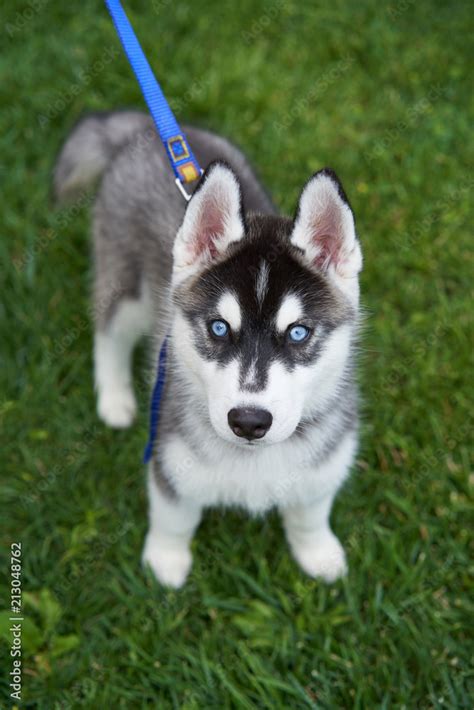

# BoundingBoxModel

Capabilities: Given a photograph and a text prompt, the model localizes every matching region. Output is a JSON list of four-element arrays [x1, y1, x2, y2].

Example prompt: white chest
[[160, 430, 357, 514]]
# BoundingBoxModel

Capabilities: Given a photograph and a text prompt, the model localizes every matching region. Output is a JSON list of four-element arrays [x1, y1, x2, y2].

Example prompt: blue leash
[[104, 1, 199, 461], [143, 336, 169, 464], [104, 0, 202, 200]]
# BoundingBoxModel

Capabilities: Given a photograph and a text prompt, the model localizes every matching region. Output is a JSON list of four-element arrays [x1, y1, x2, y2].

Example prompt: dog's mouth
[[217, 430, 270, 449], [229, 432, 282, 449], [232, 437, 262, 449]]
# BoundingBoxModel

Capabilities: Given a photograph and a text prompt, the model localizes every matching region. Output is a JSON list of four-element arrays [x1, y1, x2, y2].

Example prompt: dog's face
[[171, 163, 362, 446]]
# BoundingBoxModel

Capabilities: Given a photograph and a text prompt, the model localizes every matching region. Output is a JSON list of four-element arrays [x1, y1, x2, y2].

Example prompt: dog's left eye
[[210, 319, 229, 338], [288, 324, 310, 343]]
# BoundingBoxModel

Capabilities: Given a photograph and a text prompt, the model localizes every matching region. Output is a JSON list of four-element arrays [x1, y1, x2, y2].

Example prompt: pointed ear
[[291, 168, 362, 281], [172, 161, 245, 283]]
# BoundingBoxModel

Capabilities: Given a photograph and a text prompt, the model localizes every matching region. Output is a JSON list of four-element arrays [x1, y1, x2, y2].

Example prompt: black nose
[[227, 407, 273, 441]]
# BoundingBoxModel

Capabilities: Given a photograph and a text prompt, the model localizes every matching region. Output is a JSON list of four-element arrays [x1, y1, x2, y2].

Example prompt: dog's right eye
[[288, 324, 310, 343], [209, 319, 230, 339]]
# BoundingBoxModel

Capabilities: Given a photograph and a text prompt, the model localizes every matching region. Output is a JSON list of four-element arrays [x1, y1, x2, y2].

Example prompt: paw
[[97, 386, 136, 429], [290, 533, 347, 583], [142, 536, 192, 589]]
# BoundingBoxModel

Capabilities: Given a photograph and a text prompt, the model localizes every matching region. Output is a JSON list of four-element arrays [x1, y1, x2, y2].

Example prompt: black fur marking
[[152, 460, 178, 500], [176, 214, 352, 392]]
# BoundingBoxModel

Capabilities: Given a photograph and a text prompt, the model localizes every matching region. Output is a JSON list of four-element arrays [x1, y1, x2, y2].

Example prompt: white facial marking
[[276, 293, 303, 332], [172, 308, 353, 449], [241, 357, 258, 389], [255, 260, 270, 308], [217, 291, 241, 331]]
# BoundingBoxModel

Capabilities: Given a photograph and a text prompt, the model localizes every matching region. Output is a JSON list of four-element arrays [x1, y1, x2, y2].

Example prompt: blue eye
[[288, 324, 310, 342], [210, 319, 229, 338]]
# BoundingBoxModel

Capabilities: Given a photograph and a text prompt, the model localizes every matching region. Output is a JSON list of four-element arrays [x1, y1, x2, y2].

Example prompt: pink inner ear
[[310, 202, 343, 271], [193, 195, 228, 260]]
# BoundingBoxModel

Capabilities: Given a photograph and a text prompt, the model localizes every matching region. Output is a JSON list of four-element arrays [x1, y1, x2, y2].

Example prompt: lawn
[[1, 0, 472, 707]]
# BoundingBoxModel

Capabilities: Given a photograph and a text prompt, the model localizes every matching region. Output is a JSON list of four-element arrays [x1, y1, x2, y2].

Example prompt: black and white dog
[[54, 110, 363, 588]]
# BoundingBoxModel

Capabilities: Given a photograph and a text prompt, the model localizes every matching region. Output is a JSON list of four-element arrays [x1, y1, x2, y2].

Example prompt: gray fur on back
[[54, 110, 275, 328]]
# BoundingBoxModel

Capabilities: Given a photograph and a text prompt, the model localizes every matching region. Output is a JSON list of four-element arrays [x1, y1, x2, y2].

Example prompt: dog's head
[[171, 161, 362, 447]]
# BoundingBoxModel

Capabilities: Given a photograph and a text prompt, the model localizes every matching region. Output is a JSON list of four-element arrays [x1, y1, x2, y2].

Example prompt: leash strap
[[104, 0, 202, 199], [143, 336, 169, 464]]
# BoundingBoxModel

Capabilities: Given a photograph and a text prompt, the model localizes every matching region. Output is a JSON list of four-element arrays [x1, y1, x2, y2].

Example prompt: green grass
[[1, 0, 472, 707]]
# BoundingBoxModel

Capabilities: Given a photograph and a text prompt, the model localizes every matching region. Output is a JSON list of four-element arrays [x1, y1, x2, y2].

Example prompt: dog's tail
[[53, 110, 152, 204]]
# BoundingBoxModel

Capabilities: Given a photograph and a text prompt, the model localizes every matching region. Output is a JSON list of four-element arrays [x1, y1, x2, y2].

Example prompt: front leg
[[142, 466, 202, 589], [281, 491, 347, 583]]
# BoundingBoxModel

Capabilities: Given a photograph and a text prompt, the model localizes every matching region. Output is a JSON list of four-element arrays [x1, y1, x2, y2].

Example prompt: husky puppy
[[54, 110, 362, 588]]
